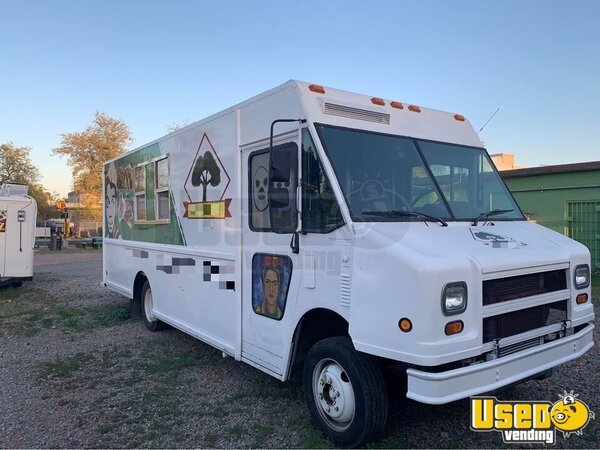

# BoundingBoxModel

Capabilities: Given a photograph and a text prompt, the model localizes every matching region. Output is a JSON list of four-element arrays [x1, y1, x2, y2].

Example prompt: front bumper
[[406, 323, 594, 404]]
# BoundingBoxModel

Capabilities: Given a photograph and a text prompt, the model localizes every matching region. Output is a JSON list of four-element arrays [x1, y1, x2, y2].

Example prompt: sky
[[1, 0, 599, 196]]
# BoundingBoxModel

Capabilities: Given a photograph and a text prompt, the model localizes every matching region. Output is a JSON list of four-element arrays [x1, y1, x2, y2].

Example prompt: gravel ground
[[1, 249, 598, 448]]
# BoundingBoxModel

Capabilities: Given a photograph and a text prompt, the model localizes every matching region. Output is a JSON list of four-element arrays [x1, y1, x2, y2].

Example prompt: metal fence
[[567, 200, 600, 271]]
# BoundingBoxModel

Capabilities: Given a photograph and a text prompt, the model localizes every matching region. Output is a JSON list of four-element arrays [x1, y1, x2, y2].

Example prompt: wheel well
[[289, 308, 349, 378], [132, 272, 147, 312]]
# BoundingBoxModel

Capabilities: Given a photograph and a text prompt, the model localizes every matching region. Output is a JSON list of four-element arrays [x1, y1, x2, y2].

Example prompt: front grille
[[483, 269, 566, 305], [498, 337, 541, 357], [483, 300, 567, 343]]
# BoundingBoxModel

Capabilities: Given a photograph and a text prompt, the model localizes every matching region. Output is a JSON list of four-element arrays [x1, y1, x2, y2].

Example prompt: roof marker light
[[454, 114, 466, 122], [390, 101, 404, 109], [408, 105, 421, 113], [371, 97, 385, 106], [309, 84, 325, 94]]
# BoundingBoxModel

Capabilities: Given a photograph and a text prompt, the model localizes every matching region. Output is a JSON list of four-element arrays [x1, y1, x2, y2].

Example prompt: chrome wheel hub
[[144, 288, 155, 322], [313, 358, 355, 430]]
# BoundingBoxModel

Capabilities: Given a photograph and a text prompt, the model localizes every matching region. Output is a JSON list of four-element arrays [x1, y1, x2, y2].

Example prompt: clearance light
[[408, 105, 421, 113], [445, 320, 464, 336], [390, 101, 404, 109], [576, 293, 588, 304], [308, 84, 325, 94], [454, 114, 466, 122], [371, 97, 385, 106], [399, 318, 413, 332]]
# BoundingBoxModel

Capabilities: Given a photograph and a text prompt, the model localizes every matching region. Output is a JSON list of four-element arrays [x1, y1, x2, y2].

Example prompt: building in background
[[502, 161, 600, 270], [65, 191, 102, 238], [490, 153, 523, 171]]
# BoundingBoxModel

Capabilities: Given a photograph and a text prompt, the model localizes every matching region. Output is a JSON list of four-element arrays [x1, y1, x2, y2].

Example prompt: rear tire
[[303, 336, 388, 448], [141, 280, 167, 332], [12, 281, 23, 288]]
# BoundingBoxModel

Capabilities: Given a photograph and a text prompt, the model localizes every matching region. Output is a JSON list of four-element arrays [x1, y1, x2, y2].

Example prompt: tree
[[191, 151, 221, 202], [53, 112, 132, 220], [167, 119, 190, 133], [0, 143, 40, 185], [0, 142, 58, 219], [28, 184, 60, 220]]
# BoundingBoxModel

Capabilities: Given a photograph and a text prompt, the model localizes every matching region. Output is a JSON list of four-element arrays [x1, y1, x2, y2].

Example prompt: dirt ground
[[1, 250, 598, 448]]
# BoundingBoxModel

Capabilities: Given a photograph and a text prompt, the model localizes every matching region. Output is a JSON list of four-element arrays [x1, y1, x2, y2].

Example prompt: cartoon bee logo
[[550, 391, 595, 437]]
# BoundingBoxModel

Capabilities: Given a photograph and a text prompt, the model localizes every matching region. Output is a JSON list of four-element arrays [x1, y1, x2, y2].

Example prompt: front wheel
[[141, 280, 167, 332], [303, 336, 388, 448]]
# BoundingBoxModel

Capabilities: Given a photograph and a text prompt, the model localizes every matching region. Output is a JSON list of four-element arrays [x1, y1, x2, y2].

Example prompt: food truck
[[0, 184, 37, 288], [103, 81, 594, 447]]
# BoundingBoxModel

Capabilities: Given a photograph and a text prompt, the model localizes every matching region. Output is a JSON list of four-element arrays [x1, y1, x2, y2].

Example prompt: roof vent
[[323, 102, 390, 125]]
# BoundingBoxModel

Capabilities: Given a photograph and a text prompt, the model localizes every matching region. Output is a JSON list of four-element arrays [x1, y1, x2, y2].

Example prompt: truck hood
[[354, 220, 589, 274]]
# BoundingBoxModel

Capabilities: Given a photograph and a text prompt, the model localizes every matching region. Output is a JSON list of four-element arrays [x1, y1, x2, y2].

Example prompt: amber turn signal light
[[454, 114, 465, 121], [576, 293, 588, 304], [390, 101, 404, 109], [371, 97, 385, 106], [399, 318, 412, 332], [445, 320, 463, 335], [308, 84, 325, 94], [408, 105, 421, 113]]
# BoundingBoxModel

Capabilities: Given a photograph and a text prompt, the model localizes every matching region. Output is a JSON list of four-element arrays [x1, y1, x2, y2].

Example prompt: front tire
[[141, 280, 167, 332], [303, 336, 388, 448]]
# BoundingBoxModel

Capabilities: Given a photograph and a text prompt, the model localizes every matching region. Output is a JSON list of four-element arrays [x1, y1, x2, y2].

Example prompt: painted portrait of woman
[[252, 254, 292, 320]]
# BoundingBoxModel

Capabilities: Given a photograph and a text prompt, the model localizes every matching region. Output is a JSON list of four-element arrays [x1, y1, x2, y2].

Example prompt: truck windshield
[[316, 124, 524, 222]]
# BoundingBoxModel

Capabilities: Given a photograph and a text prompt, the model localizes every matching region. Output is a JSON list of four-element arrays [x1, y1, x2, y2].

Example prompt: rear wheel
[[303, 336, 388, 448], [141, 280, 167, 331], [12, 281, 23, 288]]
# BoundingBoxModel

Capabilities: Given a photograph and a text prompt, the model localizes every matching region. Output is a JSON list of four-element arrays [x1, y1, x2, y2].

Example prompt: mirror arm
[[290, 232, 300, 254], [269, 119, 306, 153]]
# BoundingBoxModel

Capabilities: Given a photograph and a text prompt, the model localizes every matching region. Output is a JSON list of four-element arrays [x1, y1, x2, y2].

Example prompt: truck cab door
[[241, 139, 301, 378]]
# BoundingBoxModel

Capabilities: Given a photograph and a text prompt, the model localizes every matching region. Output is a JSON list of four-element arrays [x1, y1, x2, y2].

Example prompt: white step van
[[103, 81, 594, 447]]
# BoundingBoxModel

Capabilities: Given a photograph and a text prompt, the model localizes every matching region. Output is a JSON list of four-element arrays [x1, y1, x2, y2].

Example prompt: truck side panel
[[104, 108, 242, 357]]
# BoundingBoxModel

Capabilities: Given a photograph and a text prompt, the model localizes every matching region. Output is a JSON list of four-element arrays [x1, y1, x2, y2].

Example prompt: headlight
[[442, 282, 468, 316], [574, 265, 590, 289]]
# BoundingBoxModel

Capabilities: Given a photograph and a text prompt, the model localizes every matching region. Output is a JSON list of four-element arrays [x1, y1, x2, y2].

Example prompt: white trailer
[[0, 184, 37, 288], [103, 81, 594, 447]]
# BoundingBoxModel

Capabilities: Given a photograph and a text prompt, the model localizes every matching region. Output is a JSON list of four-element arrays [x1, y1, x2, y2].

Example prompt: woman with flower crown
[[255, 256, 283, 319]]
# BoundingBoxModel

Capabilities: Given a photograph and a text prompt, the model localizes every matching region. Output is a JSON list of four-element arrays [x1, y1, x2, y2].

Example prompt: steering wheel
[[347, 184, 414, 214], [410, 189, 442, 208]]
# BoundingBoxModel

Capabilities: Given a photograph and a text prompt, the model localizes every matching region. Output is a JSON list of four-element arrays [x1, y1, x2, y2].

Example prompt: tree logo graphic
[[183, 133, 232, 219], [191, 151, 221, 202]]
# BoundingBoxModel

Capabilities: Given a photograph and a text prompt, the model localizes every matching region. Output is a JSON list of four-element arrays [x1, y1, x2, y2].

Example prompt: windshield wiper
[[362, 210, 448, 227], [472, 209, 514, 226]]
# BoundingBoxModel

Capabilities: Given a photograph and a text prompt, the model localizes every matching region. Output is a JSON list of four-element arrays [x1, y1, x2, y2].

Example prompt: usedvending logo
[[471, 391, 595, 444]]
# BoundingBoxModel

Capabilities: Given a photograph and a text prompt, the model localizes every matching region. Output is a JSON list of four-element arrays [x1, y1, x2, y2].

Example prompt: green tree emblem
[[191, 151, 221, 202]]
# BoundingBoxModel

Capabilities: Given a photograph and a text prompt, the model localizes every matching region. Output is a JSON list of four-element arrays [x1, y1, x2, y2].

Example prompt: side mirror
[[269, 187, 290, 209], [268, 143, 298, 234], [270, 151, 291, 183]]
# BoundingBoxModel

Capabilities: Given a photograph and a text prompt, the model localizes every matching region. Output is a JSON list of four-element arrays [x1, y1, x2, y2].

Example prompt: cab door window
[[249, 150, 271, 231]]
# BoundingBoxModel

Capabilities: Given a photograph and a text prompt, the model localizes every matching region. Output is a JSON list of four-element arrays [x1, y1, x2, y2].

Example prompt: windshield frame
[[315, 123, 526, 223]]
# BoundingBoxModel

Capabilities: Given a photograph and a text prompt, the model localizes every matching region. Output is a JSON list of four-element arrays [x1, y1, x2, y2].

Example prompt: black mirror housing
[[270, 151, 291, 182], [268, 142, 298, 233], [269, 187, 290, 209]]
